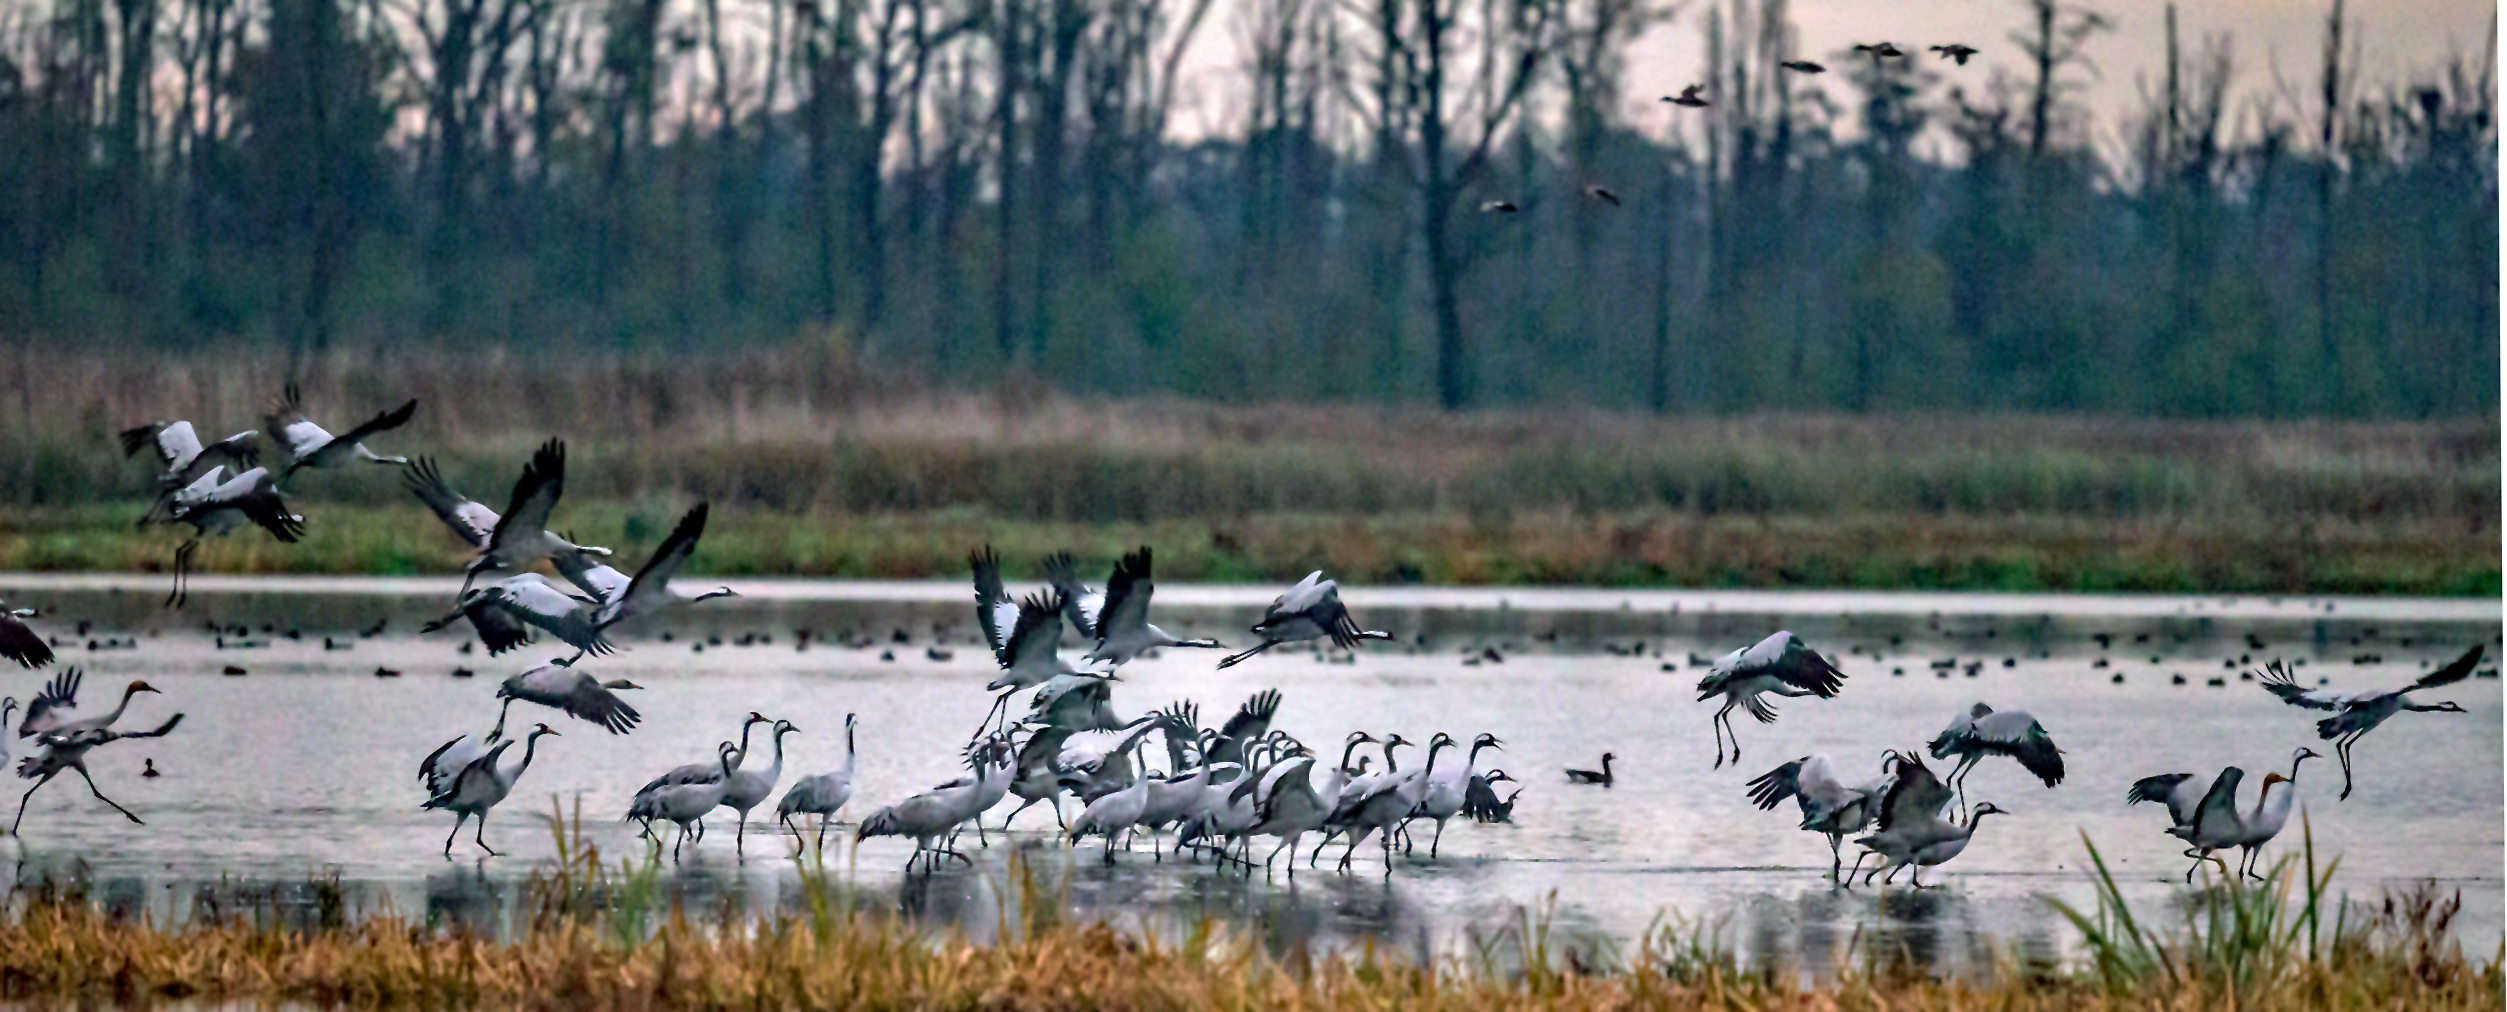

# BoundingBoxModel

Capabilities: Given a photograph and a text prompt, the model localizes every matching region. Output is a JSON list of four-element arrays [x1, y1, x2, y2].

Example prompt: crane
[[2259, 645, 2479, 799], [262, 382, 416, 479], [1695, 631, 1847, 769], [1216, 571, 1393, 669], [1927, 702, 2065, 809]]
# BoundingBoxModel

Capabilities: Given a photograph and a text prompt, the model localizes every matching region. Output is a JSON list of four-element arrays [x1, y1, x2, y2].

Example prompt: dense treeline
[[0, 0, 2493, 417]]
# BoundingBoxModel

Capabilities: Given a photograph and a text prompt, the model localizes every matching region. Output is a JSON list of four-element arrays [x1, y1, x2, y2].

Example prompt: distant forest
[[0, 0, 2494, 416]]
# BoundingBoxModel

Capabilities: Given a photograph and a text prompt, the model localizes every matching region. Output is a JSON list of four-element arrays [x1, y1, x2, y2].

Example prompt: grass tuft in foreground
[[0, 804, 2491, 1009]]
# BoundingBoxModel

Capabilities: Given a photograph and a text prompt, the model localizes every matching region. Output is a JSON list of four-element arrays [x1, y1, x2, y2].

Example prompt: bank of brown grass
[[0, 346, 2494, 593], [0, 812, 2492, 1011]]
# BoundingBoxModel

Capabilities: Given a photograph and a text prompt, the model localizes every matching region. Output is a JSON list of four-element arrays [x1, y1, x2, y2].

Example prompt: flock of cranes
[[0, 386, 2482, 892]]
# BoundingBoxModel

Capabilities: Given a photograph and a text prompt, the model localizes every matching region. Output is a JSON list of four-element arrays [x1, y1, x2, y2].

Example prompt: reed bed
[[0, 346, 2494, 592], [0, 808, 2491, 1010]]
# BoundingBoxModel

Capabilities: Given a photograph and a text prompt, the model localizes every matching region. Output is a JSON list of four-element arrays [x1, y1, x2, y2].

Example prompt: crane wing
[[2256, 661, 2344, 710], [1873, 752, 1953, 833], [1743, 759, 1804, 811], [491, 577, 612, 655], [1972, 709, 2065, 786], [224, 470, 305, 543], [486, 440, 566, 560], [189, 431, 261, 483], [1216, 688, 1282, 747], [1003, 589, 1067, 673], [263, 383, 331, 460], [324, 398, 417, 453], [612, 503, 709, 622], [404, 457, 498, 548], [18, 667, 80, 736], [1767, 632, 1847, 697], [551, 549, 631, 604], [2127, 772, 2203, 827], [970, 546, 1019, 660], [1095, 547, 1157, 645], [1043, 552, 1104, 639], [2190, 767, 2246, 845], [464, 597, 540, 655], [0, 611, 52, 670], [128, 421, 202, 470], [2412, 644, 2484, 690]]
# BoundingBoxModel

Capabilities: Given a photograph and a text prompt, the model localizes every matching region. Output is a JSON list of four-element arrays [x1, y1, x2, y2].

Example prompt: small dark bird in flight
[[1931, 44, 1978, 65], [1479, 200, 1519, 213], [1854, 42, 1904, 59], [1664, 84, 1710, 108], [1780, 60, 1826, 73], [1582, 185, 1621, 207]]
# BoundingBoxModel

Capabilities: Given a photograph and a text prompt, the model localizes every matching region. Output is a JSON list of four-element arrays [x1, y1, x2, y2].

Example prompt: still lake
[[0, 575, 2497, 974]]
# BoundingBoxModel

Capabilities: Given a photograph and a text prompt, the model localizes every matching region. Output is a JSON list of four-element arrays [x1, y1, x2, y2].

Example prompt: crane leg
[[816, 818, 830, 854], [1843, 848, 1871, 888], [442, 813, 466, 856], [1431, 818, 1447, 859], [1827, 835, 1843, 881], [74, 768, 142, 824], [473, 810, 499, 856], [735, 812, 747, 859], [1710, 707, 1729, 769], [2326, 731, 2346, 801], [1338, 829, 1367, 872]]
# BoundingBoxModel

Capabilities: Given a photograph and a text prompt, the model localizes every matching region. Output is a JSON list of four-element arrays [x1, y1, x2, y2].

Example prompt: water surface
[[0, 576, 2496, 974]]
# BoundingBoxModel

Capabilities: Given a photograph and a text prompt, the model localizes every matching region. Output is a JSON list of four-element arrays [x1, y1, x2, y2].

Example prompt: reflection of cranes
[[778, 714, 859, 852], [1696, 631, 1846, 769], [2260, 646, 2479, 800], [1746, 754, 1888, 882], [420, 723, 557, 856]]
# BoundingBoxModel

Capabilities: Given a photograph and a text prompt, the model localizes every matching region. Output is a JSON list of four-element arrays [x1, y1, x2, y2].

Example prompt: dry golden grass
[[0, 812, 2490, 1011], [1, 345, 2494, 592]]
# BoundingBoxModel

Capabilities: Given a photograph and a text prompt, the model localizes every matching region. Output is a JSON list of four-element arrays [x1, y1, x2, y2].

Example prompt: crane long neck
[[1338, 739, 1367, 775], [842, 723, 857, 777], [100, 687, 141, 726], [489, 698, 513, 742], [504, 736, 542, 788]]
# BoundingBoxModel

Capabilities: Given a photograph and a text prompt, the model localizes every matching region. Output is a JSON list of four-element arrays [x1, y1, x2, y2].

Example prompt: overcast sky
[[1172, 0, 2496, 148]]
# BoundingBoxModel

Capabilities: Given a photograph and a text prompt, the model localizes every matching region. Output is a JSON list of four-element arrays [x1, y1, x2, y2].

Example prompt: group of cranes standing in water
[[0, 384, 2482, 889]]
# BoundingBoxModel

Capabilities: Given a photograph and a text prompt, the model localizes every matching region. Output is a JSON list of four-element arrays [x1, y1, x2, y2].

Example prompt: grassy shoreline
[[3, 503, 2493, 595], [2, 349, 2493, 595], [0, 814, 2492, 1011]]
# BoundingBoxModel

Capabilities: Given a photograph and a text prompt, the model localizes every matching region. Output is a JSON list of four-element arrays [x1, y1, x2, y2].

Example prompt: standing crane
[[778, 713, 860, 852], [1746, 754, 1890, 882], [421, 723, 559, 856]]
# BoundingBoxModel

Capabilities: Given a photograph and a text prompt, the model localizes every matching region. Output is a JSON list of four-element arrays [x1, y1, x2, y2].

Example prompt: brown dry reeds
[[0, 347, 2495, 593], [0, 808, 2492, 1010]]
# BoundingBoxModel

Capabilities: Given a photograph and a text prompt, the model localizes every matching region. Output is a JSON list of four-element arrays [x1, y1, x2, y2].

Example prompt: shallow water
[[0, 575, 2497, 974]]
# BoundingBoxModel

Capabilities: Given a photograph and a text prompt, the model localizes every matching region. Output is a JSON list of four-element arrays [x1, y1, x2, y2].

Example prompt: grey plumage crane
[[121, 420, 260, 524], [778, 713, 859, 852], [0, 601, 51, 669], [1746, 754, 1889, 882], [262, 382, 417, 479], [497, 660, 643, 734], [13, 712, 184, 833], [421, 723, 559, 856], [150, 465, 305, 607], [1050, 547, 1224, 668], [1216, 571, 1392, 669], [1694, 631, 1846, 768], [457, 440, 609, 595], [2259, 645, 2479, 799], [1927, 702, 2065, 809]]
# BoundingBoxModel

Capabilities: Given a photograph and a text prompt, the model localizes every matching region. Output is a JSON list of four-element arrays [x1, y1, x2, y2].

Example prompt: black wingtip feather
[[118, 424, 159, 459]]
